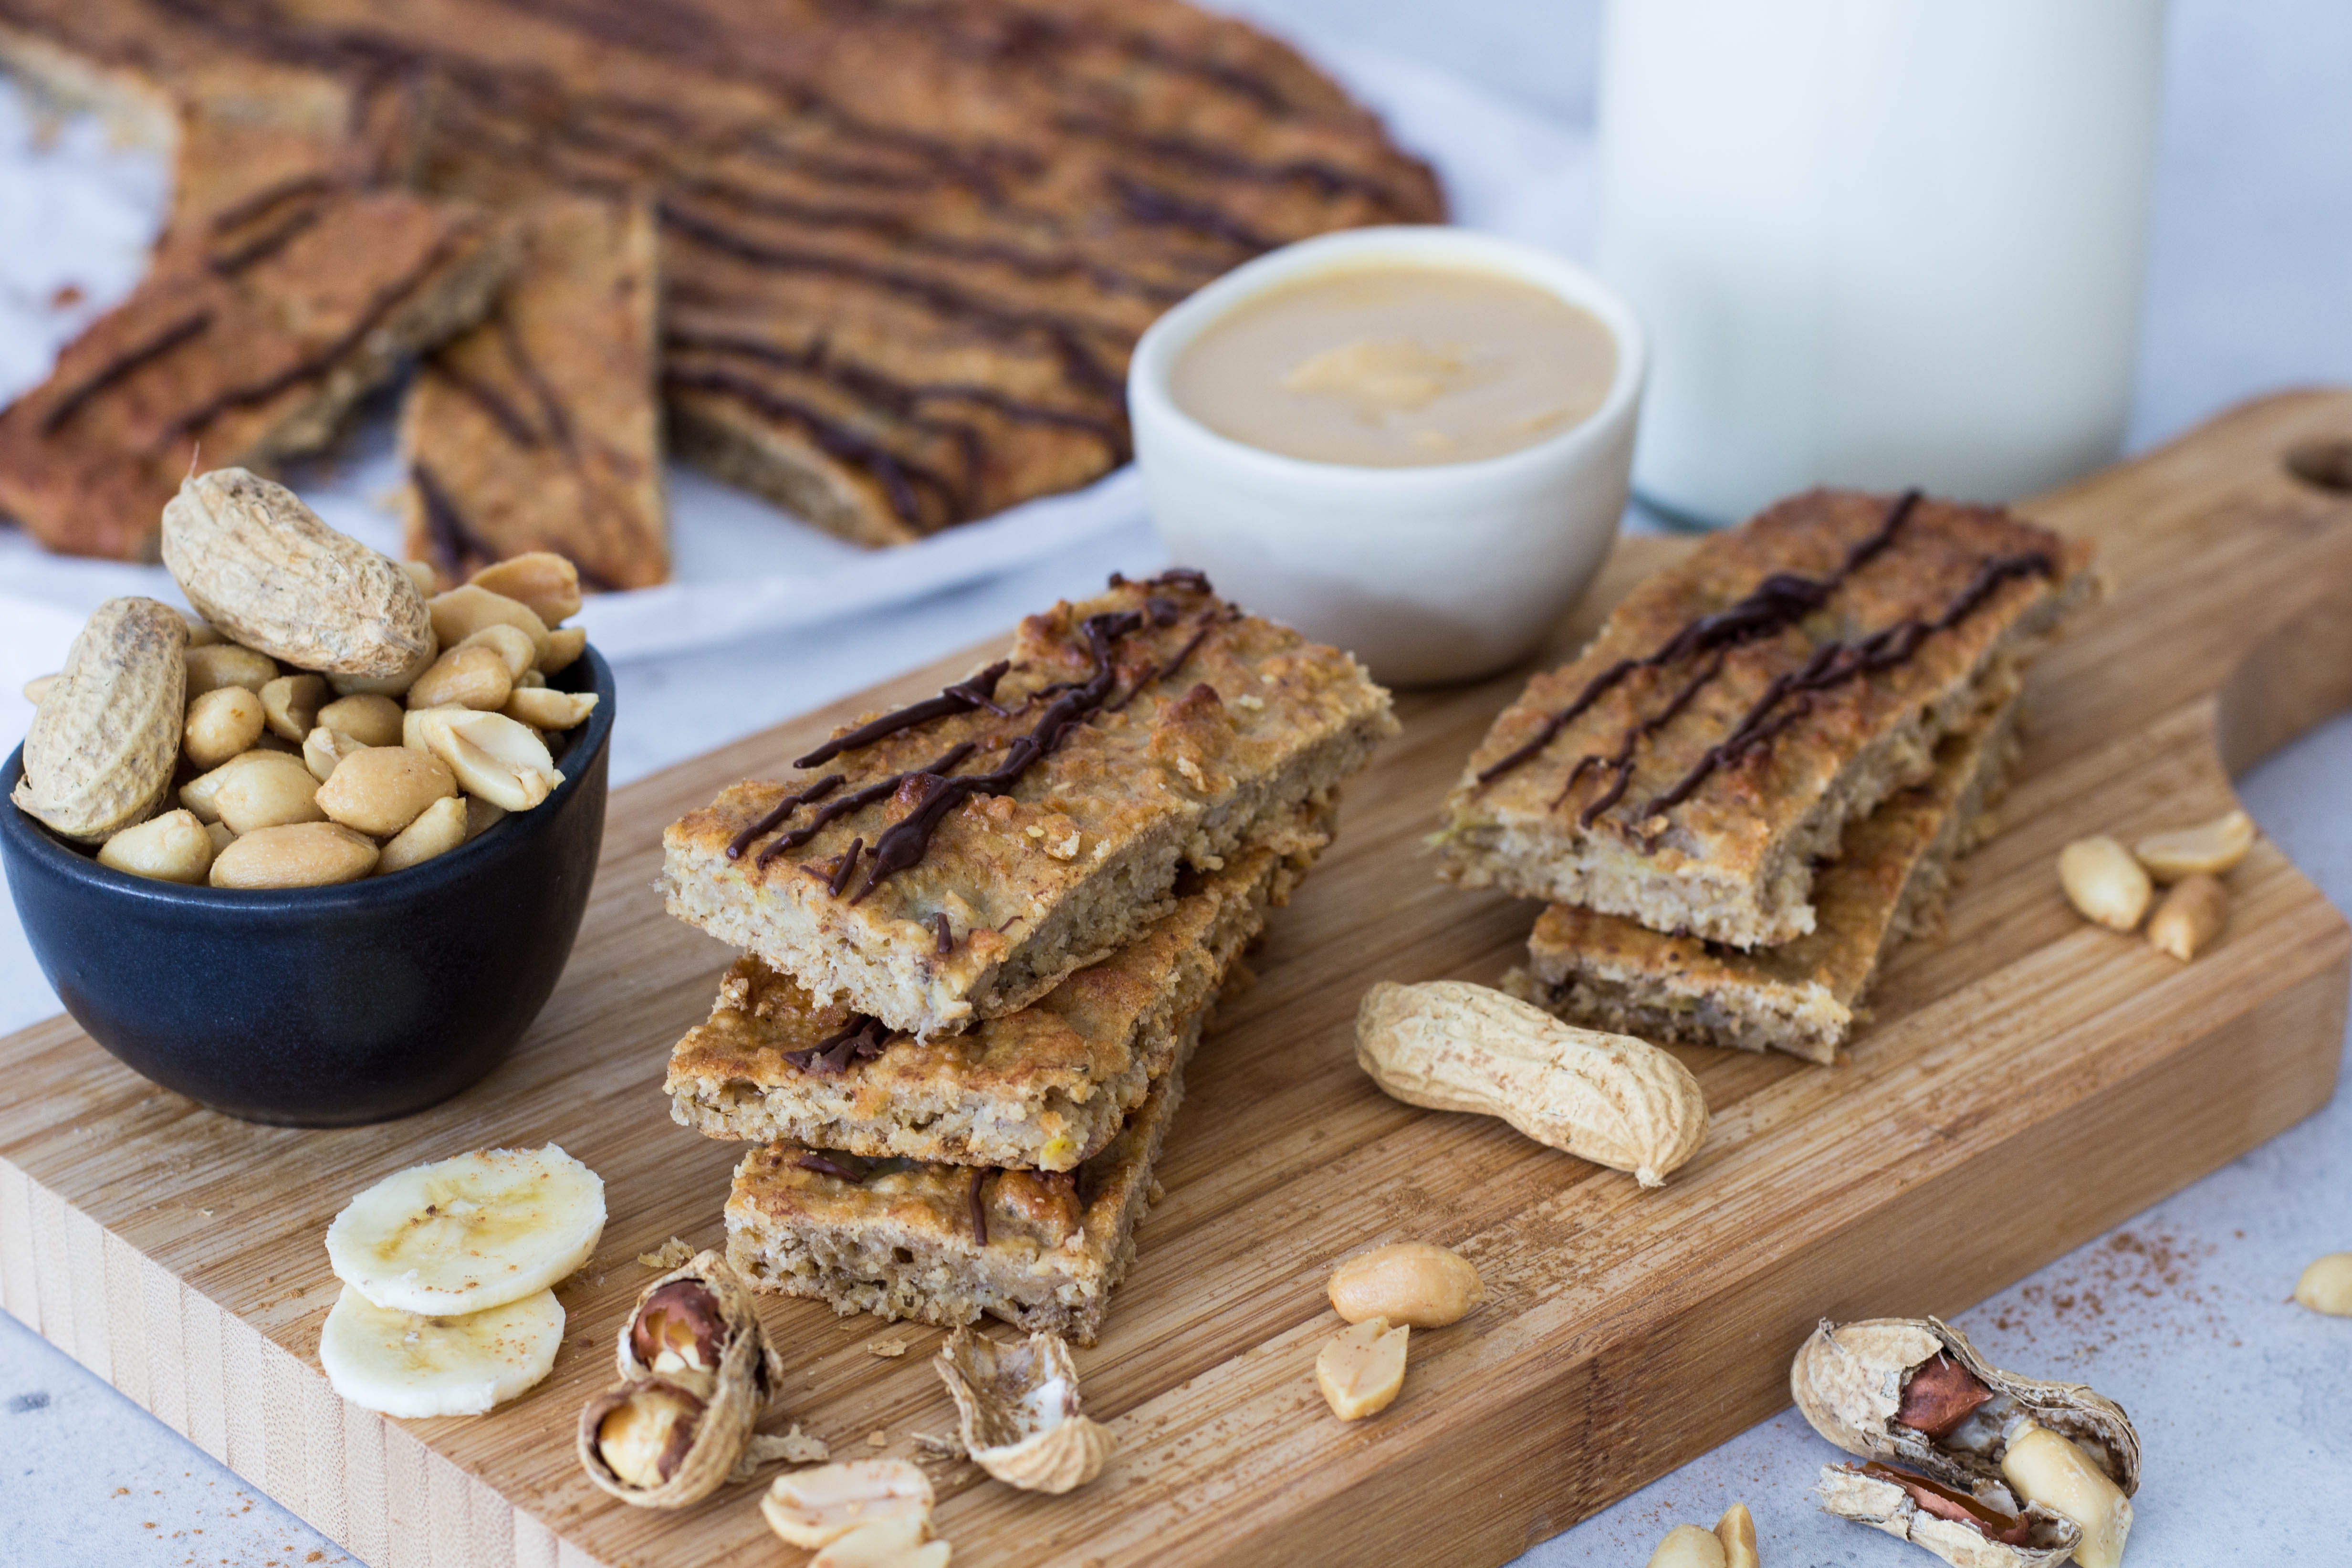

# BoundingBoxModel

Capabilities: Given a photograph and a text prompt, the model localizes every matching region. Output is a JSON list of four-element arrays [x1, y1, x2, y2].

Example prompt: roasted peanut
[[303, 727, 367, 782], [182, 684, 266, 770], [209, 821, 378, 887], [809, 1518, 950, 1568], [1714, 1504, 1757, 1568], [162, 469, 435, 681], [2134, 807, 2255, 882], [470, 552, 582, 626], [378, 795, 469, 873], [179, 752, 268, 822], [204, 819, 235, 855], [21, 674, 56, 704], [183, 642, 278, 696], [2294, 1252, 2352, 1316], [2001, 1420, 2132, 1568], [459, 623, 537, 682], [538, 625, 587, 675], [504, 686, 599, 731], [316, 744, 457, 836], [429, 584, 549, 662], [97, 809, 215, 884], [1645, 1526, 1725, 1568], [14, 598, 186, 843], [315, 693, 405, 748], [1357, 981, 1707, 1187], [1327, 1243, 1484, 1328], [516, 668, 547, 689], [401, 560, 437, 596], [763, 1460, 934, 1549], [412, 708, 562, 811], [213, 750, 327, 835], [259, 672, 327, 742], [1316, 1315, 1408, 1420], [2059, 835, 2152, 931], [2147, 873, 2227, 960], [407, 643, 514, 712]]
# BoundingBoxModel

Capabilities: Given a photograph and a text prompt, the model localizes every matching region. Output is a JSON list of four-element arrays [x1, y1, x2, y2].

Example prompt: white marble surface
[[5, 0, 2352, 1563]]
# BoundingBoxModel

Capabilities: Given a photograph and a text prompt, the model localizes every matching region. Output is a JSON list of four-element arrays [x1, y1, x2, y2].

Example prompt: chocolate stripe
[[39, 310, 214, 435]]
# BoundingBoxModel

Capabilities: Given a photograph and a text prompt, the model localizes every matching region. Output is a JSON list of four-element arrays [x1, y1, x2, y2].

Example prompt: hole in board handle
[[2284, 438, 2352, 493]]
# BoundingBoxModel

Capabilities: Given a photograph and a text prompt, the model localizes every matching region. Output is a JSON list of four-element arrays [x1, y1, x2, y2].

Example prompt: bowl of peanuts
[[0, 469, 615, 1125]]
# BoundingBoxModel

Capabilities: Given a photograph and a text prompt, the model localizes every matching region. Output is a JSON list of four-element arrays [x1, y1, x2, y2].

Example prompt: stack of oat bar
[[1439, 490, 2099, 1064], [659, 571, 1396, 1342]]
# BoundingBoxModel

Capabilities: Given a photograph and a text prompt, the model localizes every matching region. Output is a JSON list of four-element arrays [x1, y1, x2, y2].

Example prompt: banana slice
[[326, 1145, 606, 1316], [319, 1282, 564, 1417]]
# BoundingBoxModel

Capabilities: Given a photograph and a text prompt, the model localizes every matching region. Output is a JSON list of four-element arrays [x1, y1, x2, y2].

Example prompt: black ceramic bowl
[[0, 648, 614, 1126]]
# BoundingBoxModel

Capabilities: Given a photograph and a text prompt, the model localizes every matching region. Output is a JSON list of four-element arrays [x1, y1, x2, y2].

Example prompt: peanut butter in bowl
[[1129, 225, 1649, 687], [1170, 264, 1619, 468]]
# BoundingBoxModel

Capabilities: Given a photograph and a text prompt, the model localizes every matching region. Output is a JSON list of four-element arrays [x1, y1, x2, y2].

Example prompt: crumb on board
[[637, 1238, 696, 1270]]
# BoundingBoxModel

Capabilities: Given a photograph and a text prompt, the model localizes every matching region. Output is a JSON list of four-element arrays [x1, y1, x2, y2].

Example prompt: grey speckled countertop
[[3, 1, 2350, 1562]]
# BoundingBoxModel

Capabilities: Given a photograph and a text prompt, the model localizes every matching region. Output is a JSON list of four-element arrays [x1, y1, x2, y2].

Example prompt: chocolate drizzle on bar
[[727, 772, 844, 859], [968, 1168, 991, 1246], [1476, 491, 1923, 789], [825, 838, 864, 896], [797, 660, 1012, 767], [933, 912, 954, 955], [730, 571, 1215, 889], [784, 1014, 891, 1075], [848, 607, 1142, 901], [796, 1150, 871, 1182], [1632, 548, 2053, 826]]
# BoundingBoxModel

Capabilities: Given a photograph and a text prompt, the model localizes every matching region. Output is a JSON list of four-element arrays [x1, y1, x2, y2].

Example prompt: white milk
[[1597, 0, 2167, 526]]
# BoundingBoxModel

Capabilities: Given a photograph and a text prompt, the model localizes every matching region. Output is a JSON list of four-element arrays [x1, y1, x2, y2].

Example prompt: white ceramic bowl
[[1129, 226, 1647, 686]]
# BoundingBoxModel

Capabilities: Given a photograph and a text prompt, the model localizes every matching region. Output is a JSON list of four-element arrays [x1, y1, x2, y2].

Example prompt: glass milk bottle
[[1597, 0, 2168, 527]]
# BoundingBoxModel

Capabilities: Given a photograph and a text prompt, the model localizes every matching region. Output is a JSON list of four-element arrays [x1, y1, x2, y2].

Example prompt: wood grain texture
[[5, 390, 2352, 1567]]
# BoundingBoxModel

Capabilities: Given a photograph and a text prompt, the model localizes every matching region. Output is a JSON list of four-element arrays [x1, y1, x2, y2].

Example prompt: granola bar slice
[[400, 194, 669, 591], [725, 1017, 1196, 1347], [0, 178, 509, 560], [1439, 489, 2096, 948], [662, 571, 1395, 1038], [1505, 678, 2022, 1064], [670, 826, 1318, 1169]]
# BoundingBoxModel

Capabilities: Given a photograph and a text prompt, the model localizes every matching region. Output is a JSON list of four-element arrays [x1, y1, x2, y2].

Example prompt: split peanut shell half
[[934, 1327, 1114, 1493]]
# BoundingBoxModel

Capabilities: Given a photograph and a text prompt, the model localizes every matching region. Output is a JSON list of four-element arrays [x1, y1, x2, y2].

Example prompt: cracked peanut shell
[[13, 597, 186, 843], [934, 1326, 1114, 1493], [581, 1251, 786, 1508], [616, 1248, 785, 1405], [1792, 1317, 2140, 1567]]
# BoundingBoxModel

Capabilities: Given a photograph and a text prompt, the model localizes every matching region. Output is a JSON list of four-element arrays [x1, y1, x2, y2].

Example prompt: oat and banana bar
[[669, 827, 1320, 1169], [663, 572, 1395, 1037], [0, 71, 509, 561], [725, 1024, 1198, 1347], [1505, 681, 2021, 1064], [1440, 489, 2094, 948], [400, 194, 670, 591]]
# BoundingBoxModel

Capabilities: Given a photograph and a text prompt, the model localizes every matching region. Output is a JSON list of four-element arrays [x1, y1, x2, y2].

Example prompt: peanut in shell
[[161, 469, 434, 682], [13, 597, 187, 843]]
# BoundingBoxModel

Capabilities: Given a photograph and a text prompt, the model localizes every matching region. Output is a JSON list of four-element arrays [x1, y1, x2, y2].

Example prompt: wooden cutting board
[[6, 390, 2352, 1568]]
